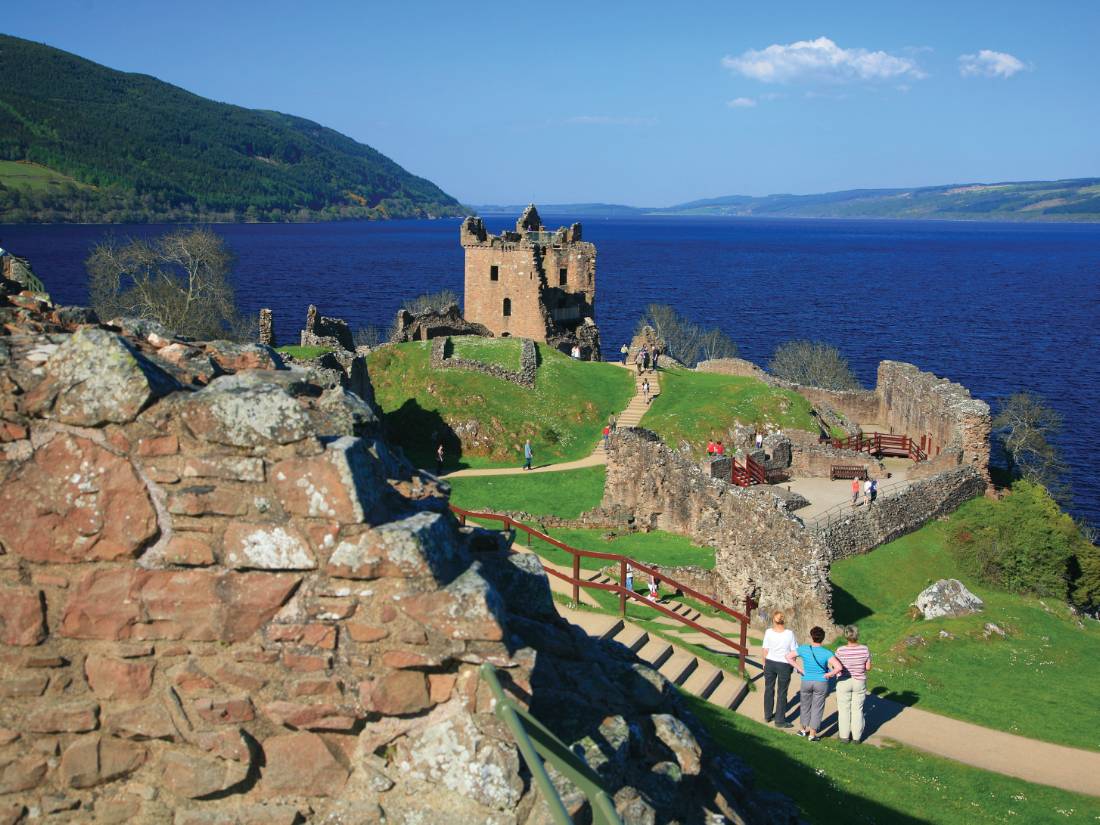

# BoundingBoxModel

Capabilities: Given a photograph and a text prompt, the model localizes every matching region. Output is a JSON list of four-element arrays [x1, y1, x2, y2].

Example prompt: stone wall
[[814, 465, 987, 560], [429, 336, 538, 389], [0, 284, 790, 824], [258, 309, 275, 348], [603, 429, 833, 638], [390, 304, 491, 344], [300, 305, 354, 353], [695, 358, 768, 380]]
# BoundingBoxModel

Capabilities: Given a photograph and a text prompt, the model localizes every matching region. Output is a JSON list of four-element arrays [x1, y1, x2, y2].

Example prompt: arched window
[[502, 298, 511, 317]]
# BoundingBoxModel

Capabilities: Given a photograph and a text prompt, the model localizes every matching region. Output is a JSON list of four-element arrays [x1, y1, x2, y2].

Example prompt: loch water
[[4, 215, 1099, 529]]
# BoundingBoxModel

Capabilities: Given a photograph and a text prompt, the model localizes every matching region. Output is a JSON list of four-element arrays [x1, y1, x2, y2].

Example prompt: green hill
[[655, 179, 1100, 222], [0, 34, 464, 223]]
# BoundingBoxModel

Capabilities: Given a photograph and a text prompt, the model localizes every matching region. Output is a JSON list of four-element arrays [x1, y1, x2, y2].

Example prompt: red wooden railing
[[730, 454, 767, 487], [450, 504, 753, 675], [831, 432, 927, 462]]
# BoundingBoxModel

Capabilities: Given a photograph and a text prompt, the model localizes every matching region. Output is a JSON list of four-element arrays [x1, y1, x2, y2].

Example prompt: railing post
[[460, 513, 466, 526], [619, 559, 627, 617], [738, 598, 749, 677], [572, 554, 580, 605]]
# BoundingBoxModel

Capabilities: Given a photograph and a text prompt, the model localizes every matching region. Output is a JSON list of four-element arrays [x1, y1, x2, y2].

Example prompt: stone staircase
[[613, 366, 659, 430]]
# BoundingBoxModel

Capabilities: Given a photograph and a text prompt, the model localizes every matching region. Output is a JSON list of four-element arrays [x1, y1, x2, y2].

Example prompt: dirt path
[[443, 363, 658, 479]]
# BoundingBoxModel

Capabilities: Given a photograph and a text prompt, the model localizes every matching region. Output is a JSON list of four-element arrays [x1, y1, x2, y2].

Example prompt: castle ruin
[[461, 205, 602, 359]]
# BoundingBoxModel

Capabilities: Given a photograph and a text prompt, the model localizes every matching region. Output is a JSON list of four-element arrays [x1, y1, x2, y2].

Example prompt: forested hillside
[[0, 34, 464, 223]]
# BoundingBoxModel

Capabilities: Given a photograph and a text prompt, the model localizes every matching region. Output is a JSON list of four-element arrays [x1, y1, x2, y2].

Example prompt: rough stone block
[[159, 749, 250, 799], [368, 671, 431, 717], [259, 731, 349, 798], [272, 436, 384, 523], [0, 587, 46, 646], [84, 654, 155, 700], [401, 566, 505, 642], [59, 734, 146, 788], [26, 701, 99, 733], [178, 378, 309, 448], [223, 523, 317, 570], [326, 511, 466, 581]]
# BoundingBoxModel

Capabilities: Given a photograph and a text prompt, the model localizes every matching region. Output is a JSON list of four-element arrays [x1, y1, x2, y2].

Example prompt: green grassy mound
[[276, 345, 333, 360], [640, 369, 819, 453], [0, 160, 86, 192], [368, 342, 633, 470], [830, 489, 1100, 751], [448, 467, 605, 518], [450, 336, 522, 371], [686, 693, 1100, 825]]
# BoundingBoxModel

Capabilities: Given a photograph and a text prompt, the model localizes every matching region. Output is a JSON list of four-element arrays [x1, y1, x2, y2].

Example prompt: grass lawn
[[0, 160, 85, 192], [368, 341, 633, 470], [448, 467, 605, 518], [640, 369, 819, 453], [685, 692, 1100, 825], [276, 345, 333, 359], [830, 498, 1100, 751], [450, 336, 521, 371], [526, 527, 716, 571]]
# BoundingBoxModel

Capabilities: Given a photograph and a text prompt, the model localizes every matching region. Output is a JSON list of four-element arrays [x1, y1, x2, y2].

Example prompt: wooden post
[[619, 559, 627, 616], [571, 554, 581, 605], [738, 609, 748, 677]]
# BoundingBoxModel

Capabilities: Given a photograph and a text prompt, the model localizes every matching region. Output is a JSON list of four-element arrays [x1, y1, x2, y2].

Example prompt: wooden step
[[658, 651, 698, 686], [636, 638, 674, 670], [681, 664, 724, 701]]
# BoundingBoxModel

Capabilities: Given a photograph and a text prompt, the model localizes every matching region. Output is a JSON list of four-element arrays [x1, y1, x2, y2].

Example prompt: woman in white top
[[761, 611, 797, 728]]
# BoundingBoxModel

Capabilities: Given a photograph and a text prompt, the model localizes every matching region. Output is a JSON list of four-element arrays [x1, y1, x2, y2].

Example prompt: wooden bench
[[830, 465, 868, 480]]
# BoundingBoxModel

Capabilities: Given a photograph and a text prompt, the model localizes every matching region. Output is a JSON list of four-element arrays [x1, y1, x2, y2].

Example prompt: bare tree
[[699, 327, 738, 362], [403, 289, 459, 314], [768, 340, 860, 390], [354, 324, 384, 348], [994, 392, 1070, 500], [87, 228, 249, 340], [637, 304, 733, 368]]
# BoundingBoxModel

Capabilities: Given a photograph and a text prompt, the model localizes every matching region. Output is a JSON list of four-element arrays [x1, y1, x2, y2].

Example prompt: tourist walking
[[715, 441, 725, 456], [851, 477, 861, 506], [625, 564, 634, 594], [435, 443, 444, 476], [602, 424, 611, 450], [652, 347, 661, 370], [755, 431, 763, 450], [641, 345, 650, 372], [762, 611, 797, 727], [787, 626, 841, 741], [835, 625, 872, 743], [869, 478, 878, 505], [635, 350, 645, 375], [620, 343, 629, 365], [642, 378, 650, 404], [707, 440, 716, 456], [609, 414, 617, 432], [864, 478, 873, 506], [523, 439, 533, 470], [647, 574, 659, 601]]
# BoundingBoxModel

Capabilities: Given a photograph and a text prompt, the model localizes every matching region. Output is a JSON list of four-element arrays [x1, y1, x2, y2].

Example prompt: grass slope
[[275, 345, 332, 360], [450, 337, 522, 371], [640, 369, 819, 453], [830, 495, 1100, 751], [0, 34, 463, 223], [686, 693, 1100, 824], [448, 466, 606, 518], [0, 159, 85, 192], [369, 342, 633, 470]]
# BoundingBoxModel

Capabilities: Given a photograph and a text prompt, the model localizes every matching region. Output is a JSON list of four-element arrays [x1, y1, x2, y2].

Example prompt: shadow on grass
[[830, 581, 874, 625], [383, 398, 469, 471]]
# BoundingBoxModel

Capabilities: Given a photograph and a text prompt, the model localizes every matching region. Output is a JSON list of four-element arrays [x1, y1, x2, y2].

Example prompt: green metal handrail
[[479, 663, 623, 825]]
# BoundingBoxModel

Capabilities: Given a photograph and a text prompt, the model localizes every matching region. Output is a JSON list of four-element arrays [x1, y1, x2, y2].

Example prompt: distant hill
[[0, 34, 464, 223], [654, 180, 1100, 222], [473, 202, 646, 218]]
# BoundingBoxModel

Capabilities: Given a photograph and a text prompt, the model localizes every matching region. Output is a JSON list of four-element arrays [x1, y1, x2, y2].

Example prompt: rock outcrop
[[914, 579, 984, 620], [0, 274, 789, 823]]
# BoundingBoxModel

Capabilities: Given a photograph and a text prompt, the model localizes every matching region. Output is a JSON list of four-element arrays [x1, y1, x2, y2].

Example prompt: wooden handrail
[[450, 504, 752, 675]]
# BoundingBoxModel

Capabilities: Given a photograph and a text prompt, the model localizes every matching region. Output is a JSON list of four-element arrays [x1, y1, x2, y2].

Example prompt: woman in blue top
[[787, 626, 842, 741]]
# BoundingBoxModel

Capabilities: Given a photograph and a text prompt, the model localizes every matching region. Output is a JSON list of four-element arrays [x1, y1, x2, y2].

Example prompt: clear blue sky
[[4, 0, 1098, 205]]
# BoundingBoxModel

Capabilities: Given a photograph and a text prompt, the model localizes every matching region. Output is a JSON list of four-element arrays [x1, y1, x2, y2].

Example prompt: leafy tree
[[993, 392, 1070, 501], [768, 340, 860, 390], [86, 228, 250, 340]]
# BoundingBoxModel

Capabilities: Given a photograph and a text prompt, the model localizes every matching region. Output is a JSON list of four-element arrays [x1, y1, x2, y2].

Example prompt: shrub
[[993, 392, 1070, 503], [768, 340, 860, 390]]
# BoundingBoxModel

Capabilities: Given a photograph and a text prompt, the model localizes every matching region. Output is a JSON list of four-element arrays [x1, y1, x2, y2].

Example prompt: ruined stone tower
[[461, 205, 601, 359]]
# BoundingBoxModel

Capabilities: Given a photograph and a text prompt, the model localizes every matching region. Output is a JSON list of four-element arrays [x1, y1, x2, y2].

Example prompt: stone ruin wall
[[603, 430, 834, 639], [814, 465, 988, 560], [0, 284, 790, 824], [429, 336, 537, 389], [390, 305, 491, 344]]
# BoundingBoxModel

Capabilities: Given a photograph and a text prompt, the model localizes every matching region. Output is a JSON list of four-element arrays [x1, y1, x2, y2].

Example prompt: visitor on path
[[620, 343, 629, 365], [835, 625, 872, 743], [635, 350, 645, 375], [523, 439, 533, 470], [762, 611, 798, 728], [864, 478, 873, 506], [647, 574, 660, 601], [602, 424, 611, 450], [707, 440, 716, 456], [625, 564, 634, 594], [653, 348, 661, 370], [787, 626, 841, 742], [715, 441, 725, 456], [869, 478, 878, 505], [609, 415, 617, 432], [851, 478, 861, 506], [570, 344, 580, 359], [642, 378, 650, 404], [641, 345, 650, 372], [755, 432, 763, 450], [435, 443, 444, 476]]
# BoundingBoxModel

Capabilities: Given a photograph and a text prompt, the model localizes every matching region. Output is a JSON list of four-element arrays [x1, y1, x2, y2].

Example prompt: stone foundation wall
[[603, 429, 833, 638], [787, 438, 884, 479], [300, 305, 354, 353], [814, 465, 987, 560], [430, 336, 537, 388]]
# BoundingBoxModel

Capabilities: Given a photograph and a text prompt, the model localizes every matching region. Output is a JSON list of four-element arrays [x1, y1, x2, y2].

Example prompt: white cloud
[[723, 36, 926, 84], [727, 97, 757, 108], [564, 115, 656, 126], [958, 50, 1027, 78]]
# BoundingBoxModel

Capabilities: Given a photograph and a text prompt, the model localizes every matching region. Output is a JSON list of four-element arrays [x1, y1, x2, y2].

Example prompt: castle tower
[[460, 205, 598, 356]]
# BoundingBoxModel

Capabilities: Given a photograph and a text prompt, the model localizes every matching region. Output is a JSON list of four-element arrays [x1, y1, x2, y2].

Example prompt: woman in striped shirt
[[834, 625, 872, 743]]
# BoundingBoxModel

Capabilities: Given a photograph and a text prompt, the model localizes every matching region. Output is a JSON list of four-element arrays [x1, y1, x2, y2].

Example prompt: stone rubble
[[0, 272, 793, 823]]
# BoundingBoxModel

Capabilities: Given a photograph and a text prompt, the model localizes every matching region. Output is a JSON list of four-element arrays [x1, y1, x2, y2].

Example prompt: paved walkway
[[443, 363, 659, 479]]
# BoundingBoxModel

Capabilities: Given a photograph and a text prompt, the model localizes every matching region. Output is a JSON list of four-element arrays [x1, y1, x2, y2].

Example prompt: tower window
[[502, 298, 511, 317], [559, 268, 567, 285], [490, 265, 499, 281]]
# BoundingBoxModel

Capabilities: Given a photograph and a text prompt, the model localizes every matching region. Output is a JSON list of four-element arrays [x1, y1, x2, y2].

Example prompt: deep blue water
[[3, 216, 1099, 529]]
